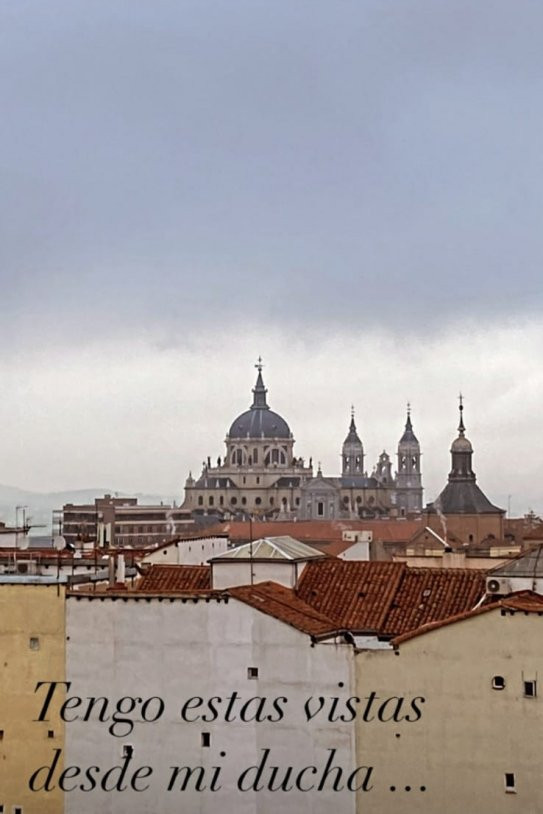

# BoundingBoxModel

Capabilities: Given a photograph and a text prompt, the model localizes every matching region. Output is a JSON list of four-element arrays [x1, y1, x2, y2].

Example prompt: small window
[[29, 637, 39, 651], [0, 729, 4, 740], [122, 744, 134, 759], [13, 807, 23, 814], [524, 680, 537, 698], [504, 773, 516, 793], [247, 667, 259, 679], [492, 676, 506, 690], [201, 732, 211, 747], [47, 730, 54, 739]]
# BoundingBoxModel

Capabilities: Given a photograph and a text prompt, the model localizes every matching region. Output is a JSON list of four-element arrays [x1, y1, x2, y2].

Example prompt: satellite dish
[[53, 536, 66, 551]]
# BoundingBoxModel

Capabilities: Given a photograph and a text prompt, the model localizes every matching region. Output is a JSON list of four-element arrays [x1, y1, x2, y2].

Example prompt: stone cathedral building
[[181, 363, 423, 520]]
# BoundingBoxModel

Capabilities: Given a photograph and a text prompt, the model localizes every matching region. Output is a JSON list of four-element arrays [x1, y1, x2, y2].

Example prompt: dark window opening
[[524, 680, 537, 697]]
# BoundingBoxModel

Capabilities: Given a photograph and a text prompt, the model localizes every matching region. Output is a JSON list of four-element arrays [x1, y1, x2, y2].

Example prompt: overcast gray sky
[[1, 1, 542, 514]]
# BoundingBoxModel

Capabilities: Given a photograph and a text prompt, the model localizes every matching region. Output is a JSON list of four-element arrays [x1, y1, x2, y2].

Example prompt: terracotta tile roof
[[297, 560, 406, 631], [229, 581, 338, 637], [297, 559, 486, 637], [393, 591, 543, 644], [137, 564, 211, 592], [380, 567, 486, 636]]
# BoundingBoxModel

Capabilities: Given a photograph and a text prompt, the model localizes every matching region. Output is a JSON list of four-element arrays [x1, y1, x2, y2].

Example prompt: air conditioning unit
[[486, 577, 511, 596], [16, 561, 38, 575]]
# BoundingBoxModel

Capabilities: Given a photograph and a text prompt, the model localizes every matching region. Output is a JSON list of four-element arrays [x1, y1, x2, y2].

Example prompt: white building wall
[[211, 560, 306, 589], [65, 595, 357, 814], [143, 536, 229, 566], [339, 542, 370, 561]]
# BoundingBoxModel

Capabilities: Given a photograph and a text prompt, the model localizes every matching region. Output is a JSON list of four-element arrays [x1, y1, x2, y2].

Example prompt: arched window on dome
[[280, 452, 286, 465], [271, 449, 279, 464], [253, 448, 258, 464]]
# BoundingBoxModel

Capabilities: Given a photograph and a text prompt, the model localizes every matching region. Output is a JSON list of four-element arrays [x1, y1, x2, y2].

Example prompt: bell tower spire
[[342, 406, 364, 475], [449, 394, 475, 481], [395, 402, 423, 513]]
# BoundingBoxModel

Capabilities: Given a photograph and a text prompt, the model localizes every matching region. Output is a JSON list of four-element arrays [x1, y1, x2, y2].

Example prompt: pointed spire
[[344, 406, 362, 445], [399, 402, 418, 445], [458, 393, 465, 436], [251, 356, 269, 409]]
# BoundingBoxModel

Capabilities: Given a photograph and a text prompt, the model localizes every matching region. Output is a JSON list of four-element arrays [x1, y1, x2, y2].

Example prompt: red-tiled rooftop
[[137, 564, 211, 592], [393, 591, 543, 644], [230, 582, 337, 637], [297, 559, 486, 637]]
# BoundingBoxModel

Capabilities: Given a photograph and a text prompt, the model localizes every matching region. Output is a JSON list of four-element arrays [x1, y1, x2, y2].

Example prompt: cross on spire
[[458, 393, 465, 435], [255, 356, 264, 373]]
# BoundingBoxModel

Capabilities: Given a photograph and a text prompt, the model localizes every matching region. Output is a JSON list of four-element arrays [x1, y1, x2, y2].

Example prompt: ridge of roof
[[297, 559, 486, 637], [229, 581, 338, 637], [392, 590, 543, 645]]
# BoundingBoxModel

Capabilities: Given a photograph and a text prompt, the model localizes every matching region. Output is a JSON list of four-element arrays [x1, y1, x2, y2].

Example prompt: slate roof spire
[[251, 356, 269, 410], [399, 402, 419, 445]]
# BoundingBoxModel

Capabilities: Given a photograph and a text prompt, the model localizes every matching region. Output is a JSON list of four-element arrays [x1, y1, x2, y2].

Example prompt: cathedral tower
[[342, 408, 364, 475], [395, 404, 423, 514]]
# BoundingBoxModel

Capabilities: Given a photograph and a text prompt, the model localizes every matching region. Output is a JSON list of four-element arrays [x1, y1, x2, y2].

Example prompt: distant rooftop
[[489, 545, 543, 578]]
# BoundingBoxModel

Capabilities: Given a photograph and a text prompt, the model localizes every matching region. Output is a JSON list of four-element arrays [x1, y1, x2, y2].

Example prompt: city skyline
[[1, 1, 542, 515]]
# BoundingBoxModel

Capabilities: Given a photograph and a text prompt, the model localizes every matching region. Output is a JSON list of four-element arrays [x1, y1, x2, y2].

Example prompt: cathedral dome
[[227, 363, 291, 439], [228, 408, 291, 439]]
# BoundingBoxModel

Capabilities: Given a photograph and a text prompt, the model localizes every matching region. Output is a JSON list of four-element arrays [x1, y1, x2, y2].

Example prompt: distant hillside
[[0, 485, 179, 533]]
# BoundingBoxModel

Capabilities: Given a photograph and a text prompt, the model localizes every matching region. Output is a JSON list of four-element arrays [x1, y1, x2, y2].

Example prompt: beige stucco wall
[[355, 608, 543, 813], [0, 584, 65, 813]]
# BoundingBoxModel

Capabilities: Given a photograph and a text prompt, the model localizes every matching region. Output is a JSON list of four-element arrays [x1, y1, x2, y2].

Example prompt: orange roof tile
[[137, 564, 211, 592], [297, 560, 405, 631], [393, 591, 543, 644], [229, 582, 338, 637], [297, 559, 486, 637], [380, 567, 485, 636]]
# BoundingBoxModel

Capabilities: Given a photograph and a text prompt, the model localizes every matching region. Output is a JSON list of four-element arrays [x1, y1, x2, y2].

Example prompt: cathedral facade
[[180, 363, 423, 520]]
